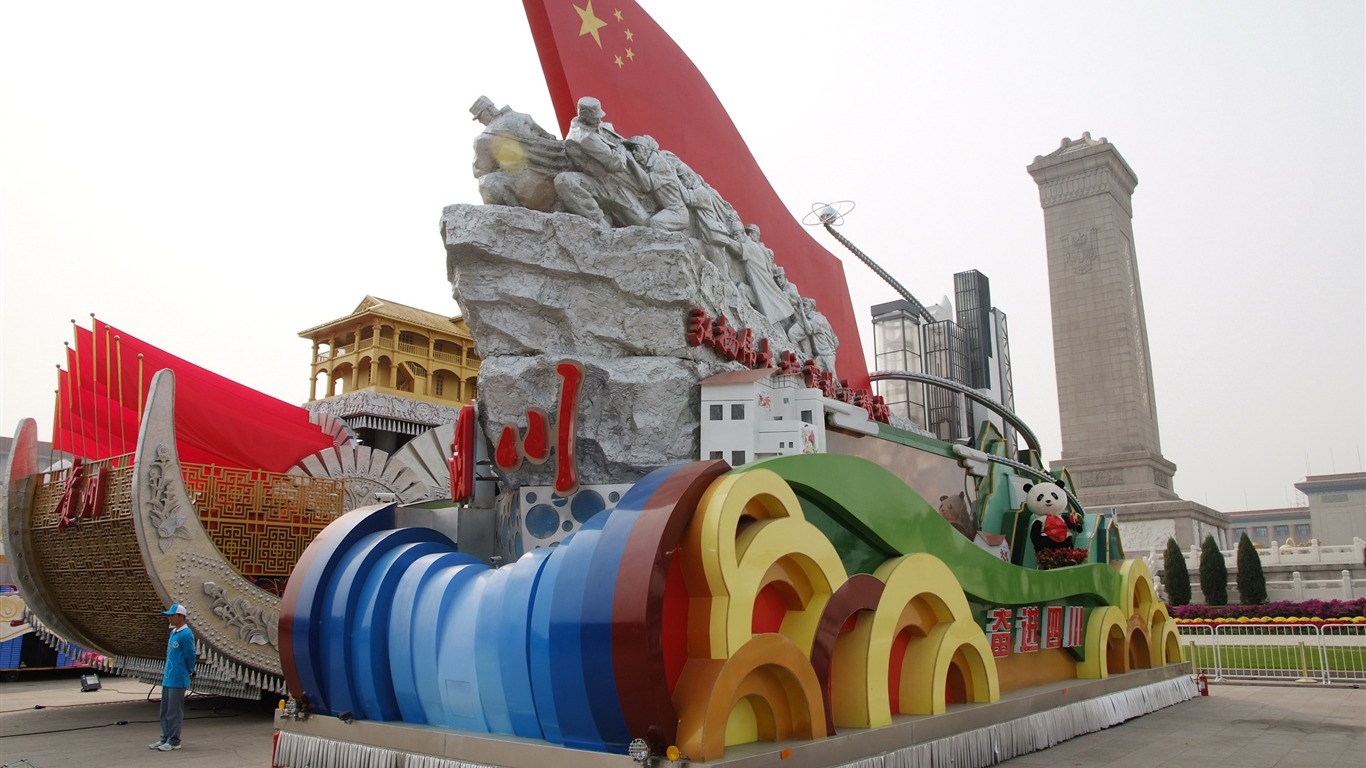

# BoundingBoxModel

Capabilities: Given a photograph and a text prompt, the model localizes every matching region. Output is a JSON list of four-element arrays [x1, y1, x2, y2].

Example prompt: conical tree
[[1199, 534, 1228, 606], [1236, 533, 1268, 605], [1163, 537, 1191, 606]]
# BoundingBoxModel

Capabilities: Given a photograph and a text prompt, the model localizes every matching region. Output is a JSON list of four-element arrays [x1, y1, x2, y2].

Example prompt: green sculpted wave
[[739, 453, 1123, 608]]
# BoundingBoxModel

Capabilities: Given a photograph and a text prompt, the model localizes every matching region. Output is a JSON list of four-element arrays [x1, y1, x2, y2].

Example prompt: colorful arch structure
[[281, 454, 1184, 762]]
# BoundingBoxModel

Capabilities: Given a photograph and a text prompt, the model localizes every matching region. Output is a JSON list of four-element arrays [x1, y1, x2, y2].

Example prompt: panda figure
[[1024, 479, 1083, 551]]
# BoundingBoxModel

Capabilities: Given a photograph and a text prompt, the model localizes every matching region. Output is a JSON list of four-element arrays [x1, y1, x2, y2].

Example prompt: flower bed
[[1169, 598, 1365, 625]]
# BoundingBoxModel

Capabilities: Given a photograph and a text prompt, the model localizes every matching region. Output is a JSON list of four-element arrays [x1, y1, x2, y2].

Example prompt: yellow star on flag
[[575, 1, 608, 48], [625, 28, 634, 41], [614, 54, 624, 68], [625, 48, 635, 61], [613, 8, 623, 21]]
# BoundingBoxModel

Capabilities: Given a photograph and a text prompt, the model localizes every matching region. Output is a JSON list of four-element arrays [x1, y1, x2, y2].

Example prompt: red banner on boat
[[52, 319, 338, 472]]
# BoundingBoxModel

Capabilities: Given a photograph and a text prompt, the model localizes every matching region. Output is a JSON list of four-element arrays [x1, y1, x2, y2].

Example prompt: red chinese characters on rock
[[490, 360, 585, 497], [686, 309, 889, 423], [449, 404, 477, 504]]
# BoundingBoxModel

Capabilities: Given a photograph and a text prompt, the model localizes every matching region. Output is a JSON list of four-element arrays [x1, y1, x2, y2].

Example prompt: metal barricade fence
[[1177, 623, 1366, 685], [1177, 623, 1214, 678], [1319, 624, 1366, 684]]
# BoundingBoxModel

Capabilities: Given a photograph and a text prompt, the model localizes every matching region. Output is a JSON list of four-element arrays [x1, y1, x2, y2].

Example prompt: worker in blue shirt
[[149, 603, 196, 752]]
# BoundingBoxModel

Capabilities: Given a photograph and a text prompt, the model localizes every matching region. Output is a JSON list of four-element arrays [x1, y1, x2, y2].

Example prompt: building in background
[[869, 270, 1015, 453], [1224, 507, 1313, 547], [299, 296, 479, 454], [1027, 135, 1227, 554], [1296, 471, 1366, 544]]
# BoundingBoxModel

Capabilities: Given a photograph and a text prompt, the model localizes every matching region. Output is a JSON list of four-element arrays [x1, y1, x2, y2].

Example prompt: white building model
[[698, 369, 878, 467]]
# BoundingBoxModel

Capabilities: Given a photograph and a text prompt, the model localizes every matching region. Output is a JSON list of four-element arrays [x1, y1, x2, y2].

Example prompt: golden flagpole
[[115, 334, 126, 455], [137, 353, 145, 419], [54, 367, 65, 459], [99, 315, 113, 453], [92, 313, 103, 459], [66, 327, 88, 459]]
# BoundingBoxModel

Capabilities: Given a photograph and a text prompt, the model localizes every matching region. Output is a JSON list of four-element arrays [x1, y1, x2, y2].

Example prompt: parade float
[[268, 2, 1193, 766], [4, 1, 1196, 765]]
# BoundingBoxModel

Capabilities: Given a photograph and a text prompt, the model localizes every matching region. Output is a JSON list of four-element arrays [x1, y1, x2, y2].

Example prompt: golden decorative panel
[[30, 457, 167, 659], [174, 464, 346, 583], [26, 456, 347, 660]]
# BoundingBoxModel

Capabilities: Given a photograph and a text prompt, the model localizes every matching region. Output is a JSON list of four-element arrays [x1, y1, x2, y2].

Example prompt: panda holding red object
[[1024, 478, 1083, 551]]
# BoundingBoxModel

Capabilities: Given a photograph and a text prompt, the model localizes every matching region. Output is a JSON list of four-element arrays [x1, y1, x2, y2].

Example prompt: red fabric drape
[[53, 321, 335, 472], [522, 0, 869, 389]]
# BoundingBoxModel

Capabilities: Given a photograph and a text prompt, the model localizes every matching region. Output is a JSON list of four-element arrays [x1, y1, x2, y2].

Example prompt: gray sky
[[2, 1, 1362, 514]]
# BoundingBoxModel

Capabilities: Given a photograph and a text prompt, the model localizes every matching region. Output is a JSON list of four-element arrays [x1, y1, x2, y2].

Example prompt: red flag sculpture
[[522, 0, 870, 389]]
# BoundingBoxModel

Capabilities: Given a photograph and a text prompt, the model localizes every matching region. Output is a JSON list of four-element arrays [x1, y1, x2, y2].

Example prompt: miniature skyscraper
[[1027, 134, 1225, 551]]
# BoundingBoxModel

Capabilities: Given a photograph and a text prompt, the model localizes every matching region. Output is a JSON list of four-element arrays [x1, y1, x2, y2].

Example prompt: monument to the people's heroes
[[1028, 134, 1227, 553]]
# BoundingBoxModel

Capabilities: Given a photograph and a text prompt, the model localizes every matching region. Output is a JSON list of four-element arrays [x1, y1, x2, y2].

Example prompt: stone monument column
[[1027, 134, 1226, 552]]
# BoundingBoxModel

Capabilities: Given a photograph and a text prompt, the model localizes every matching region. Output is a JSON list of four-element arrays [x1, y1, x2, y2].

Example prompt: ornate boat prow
[[5, 370, 355, 697], [128, 370, 291, 693]]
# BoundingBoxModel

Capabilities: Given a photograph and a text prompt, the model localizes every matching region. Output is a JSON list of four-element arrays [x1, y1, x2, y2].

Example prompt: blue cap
[[162, 604, 187, 616]]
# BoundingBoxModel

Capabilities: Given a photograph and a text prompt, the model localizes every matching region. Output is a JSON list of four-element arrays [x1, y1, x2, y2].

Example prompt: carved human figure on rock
[[671, 154, 744, 253], [470, 95, 568, 212], [624, 135, 690, 232], [737, 224, 798, 327], [554, 97, 653, 228], [789, 296, 839, 377]]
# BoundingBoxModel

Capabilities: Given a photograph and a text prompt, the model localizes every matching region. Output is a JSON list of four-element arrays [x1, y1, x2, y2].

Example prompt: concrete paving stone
[[5, 674, 1363, 768]]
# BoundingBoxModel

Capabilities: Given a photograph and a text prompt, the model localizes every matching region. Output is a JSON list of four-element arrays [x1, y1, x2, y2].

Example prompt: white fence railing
[[1182, 538, 1366, 570], [1154, 570, 1365, 603], [1177, 623, 1366, 685]]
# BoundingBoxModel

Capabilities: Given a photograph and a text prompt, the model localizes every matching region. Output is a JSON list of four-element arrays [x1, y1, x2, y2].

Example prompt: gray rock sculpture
[[455, 96, 849, 485], [442, 204, 805, 490], [471, 95, 568, 212]]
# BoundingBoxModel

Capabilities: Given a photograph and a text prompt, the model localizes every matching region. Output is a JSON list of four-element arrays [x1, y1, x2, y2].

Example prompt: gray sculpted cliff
[[444, 95, 843, 491], [442, 203, 798, 489]]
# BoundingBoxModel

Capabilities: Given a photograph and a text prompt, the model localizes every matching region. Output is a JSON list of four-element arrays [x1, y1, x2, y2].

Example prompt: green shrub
[[1236, 533, 1268, 605], [1199, 534, 1228, 605], [1163, 537, 1191, 606]]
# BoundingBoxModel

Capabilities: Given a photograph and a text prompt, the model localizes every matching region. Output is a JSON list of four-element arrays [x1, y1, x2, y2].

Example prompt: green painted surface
[[740, 453, 1124, 608], [871, 421, 957, 457]]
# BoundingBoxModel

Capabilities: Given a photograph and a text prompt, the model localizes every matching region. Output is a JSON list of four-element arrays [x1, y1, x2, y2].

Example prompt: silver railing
[[1178, 622, 1366, 685]]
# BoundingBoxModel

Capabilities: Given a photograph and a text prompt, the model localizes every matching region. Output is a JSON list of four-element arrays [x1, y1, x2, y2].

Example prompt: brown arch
[[808, 573, 884, 734], [1105, 623, 1128, 675], [611, 460, 730, 752]]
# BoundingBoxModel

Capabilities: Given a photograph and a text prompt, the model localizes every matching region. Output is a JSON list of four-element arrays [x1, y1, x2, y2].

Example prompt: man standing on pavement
[[149, 603, 195, 752]]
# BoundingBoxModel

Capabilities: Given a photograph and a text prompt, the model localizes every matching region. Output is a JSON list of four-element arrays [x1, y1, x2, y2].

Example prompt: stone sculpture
[[554, 96, 653, 227], [470, 95, 568, 212], [452, 96, 848, 487], [789, 297, 839, 376], [736, 224, 799, 328], [623, 135, 689, 232]]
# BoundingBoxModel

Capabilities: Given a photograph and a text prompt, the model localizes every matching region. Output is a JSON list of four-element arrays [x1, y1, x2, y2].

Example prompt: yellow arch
[[1117, 559, 1155, 626], [831, 554, 1000, 728], [672, 633, 827, 762], [683, 470, 847, 659], [1077, 606, 1127, 679], [1149, 604, 1182, 665]]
